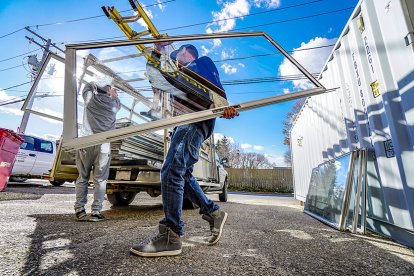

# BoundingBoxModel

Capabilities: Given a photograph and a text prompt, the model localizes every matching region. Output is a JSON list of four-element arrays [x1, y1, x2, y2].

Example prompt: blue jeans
[[160, 124, 219, 235]]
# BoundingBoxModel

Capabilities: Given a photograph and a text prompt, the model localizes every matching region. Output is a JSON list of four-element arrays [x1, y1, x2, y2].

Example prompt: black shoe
[[75, 208, 87, 220], [89, 212, 105, 222], [130, 224, 182, 257], [202, 210, 228, 245]]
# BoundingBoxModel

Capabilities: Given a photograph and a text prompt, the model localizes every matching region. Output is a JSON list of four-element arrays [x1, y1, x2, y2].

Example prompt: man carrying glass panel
[[130, 44, 238, 257]]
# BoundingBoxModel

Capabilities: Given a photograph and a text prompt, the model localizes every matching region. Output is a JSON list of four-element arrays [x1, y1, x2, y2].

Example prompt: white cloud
[[279, 37, 336, 90], [283, 88, 290, 94], [253, 145, 264, 151], [157, 0, 166, 11], [207, 0, 282, 33], [136, 8, 153, 28], [334, 160, 342, 171], [213, 132, 235, 144], [238, 62, 245, 68], [201, 45, 212, 56], [221, 48, 236, 59], [264, 153, 288, 167], [221, 63, 238, 75], [241, 143, 252, 149], [207, 0, 250, 33], [0, 89, 24, 116], [200, 39, 222, 57], [213, 39, 222, 47], [253, 0, 281, 8], [43, 133, 61, 140]]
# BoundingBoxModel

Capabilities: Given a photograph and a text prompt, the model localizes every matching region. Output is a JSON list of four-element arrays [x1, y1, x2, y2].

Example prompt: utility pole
[[19, 27, 64, 133]]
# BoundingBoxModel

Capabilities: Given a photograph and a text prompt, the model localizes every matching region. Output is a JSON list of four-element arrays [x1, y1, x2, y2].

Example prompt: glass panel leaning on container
[[304, 148, 369, 234]]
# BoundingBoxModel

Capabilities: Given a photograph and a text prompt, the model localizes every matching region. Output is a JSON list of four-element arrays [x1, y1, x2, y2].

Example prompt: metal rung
[[132, 30, 151, 39], [121, 14, 142, 23], [126, 77, 147, 82], [142, 46, 154, 53]]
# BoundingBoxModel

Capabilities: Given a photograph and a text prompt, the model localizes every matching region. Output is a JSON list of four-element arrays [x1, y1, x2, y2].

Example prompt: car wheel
[[49, 180, 65, 186], [219, 179, 228, 202], [107, 192, 137, 206]]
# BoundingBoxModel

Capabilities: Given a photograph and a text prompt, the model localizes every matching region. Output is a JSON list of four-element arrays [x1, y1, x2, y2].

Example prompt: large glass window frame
[[62, 32, 326, 151]]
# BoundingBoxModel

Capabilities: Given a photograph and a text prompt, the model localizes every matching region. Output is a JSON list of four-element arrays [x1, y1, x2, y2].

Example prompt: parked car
[[10, 134, 64, 186]]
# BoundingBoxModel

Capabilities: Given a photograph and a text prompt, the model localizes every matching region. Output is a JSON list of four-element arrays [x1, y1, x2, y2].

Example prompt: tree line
[[215, 98, 304, 169], [215, 136, 275, 169]]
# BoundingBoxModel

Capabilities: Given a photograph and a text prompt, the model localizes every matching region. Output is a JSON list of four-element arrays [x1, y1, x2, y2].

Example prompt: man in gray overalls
[[74, 81, 120, 222]]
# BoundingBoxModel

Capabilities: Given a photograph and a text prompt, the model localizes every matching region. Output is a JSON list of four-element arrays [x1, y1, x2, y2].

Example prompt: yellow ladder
[[101, 0, 166, 57]]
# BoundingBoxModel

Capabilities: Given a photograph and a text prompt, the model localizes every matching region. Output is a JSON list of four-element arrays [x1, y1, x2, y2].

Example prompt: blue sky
[[0, 0, 358, 166]]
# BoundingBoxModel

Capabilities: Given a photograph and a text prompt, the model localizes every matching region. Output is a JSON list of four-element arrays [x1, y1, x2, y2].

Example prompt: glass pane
[[345, 152, 360, 229], [304, 153, 351, 228], [365, 151, 388, 222], [30, 56, 65, 121], [25, 56, 64, 138]]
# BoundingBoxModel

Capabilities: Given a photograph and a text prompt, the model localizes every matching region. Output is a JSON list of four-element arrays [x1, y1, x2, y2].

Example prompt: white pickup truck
[[10, 134, 229, 207], [10, 134, 64, 186], [50, 133, 229, 207]]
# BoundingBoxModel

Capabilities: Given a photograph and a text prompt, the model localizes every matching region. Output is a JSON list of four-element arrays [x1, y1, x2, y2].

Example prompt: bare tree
[[282, 99, 305, 165], [215, 137, 273, 169]]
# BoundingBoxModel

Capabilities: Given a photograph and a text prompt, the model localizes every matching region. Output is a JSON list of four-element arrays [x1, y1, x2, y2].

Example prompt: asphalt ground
[[0, 181, 413, 275]]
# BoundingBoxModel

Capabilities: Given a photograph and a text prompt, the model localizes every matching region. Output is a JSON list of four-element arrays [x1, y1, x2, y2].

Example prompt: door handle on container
[[29, 153, 36, 157]]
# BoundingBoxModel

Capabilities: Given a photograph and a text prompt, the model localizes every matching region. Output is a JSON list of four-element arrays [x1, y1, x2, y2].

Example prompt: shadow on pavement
[[19, 202, 414, 275]]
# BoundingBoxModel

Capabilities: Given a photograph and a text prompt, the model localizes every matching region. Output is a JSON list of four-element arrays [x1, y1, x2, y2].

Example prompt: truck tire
[[9, 176, 28, 183], [107, 192, 137, 206], [50, 180, 65, 186], [219, 179, 228, 202], [182, 198, 198, 209]]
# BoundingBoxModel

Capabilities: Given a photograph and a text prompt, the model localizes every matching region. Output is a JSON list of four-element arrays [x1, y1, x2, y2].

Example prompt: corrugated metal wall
[[291, 0, 414, 246]]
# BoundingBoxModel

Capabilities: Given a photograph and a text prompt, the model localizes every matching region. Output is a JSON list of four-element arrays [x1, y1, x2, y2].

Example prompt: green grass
[[228, 185, 293, 194]]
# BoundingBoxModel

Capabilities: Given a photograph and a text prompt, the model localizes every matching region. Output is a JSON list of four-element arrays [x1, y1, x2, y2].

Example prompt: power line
[[159, 0, 323, 32], [26, 0, 177, 28], [233, 7, 354, 31], [69, 4, 353, 44], [2, 89, 63, 94], [0, 64, 25, 72], [0, 27, 25, 39], [1, 81, 32, 91], [0, 96, 26, 107], [0, 0, 176, 40], [0, 93, 60, 107], [214, 44, 335, 63], [0, 48, 42, 63]]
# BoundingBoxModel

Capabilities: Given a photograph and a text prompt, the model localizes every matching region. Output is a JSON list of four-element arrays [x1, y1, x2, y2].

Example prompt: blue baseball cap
[[170, 44, 199, 60]]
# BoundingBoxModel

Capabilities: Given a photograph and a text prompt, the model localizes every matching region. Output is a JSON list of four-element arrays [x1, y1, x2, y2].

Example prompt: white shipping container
[[291, 0, 414, 247]]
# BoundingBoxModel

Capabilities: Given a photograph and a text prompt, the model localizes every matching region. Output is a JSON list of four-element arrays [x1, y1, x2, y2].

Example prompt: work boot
[[89, 212, 105, 222], [75, 208, 87, 221], [130, 224, 182, 257], [202, 210, 228, 245]]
